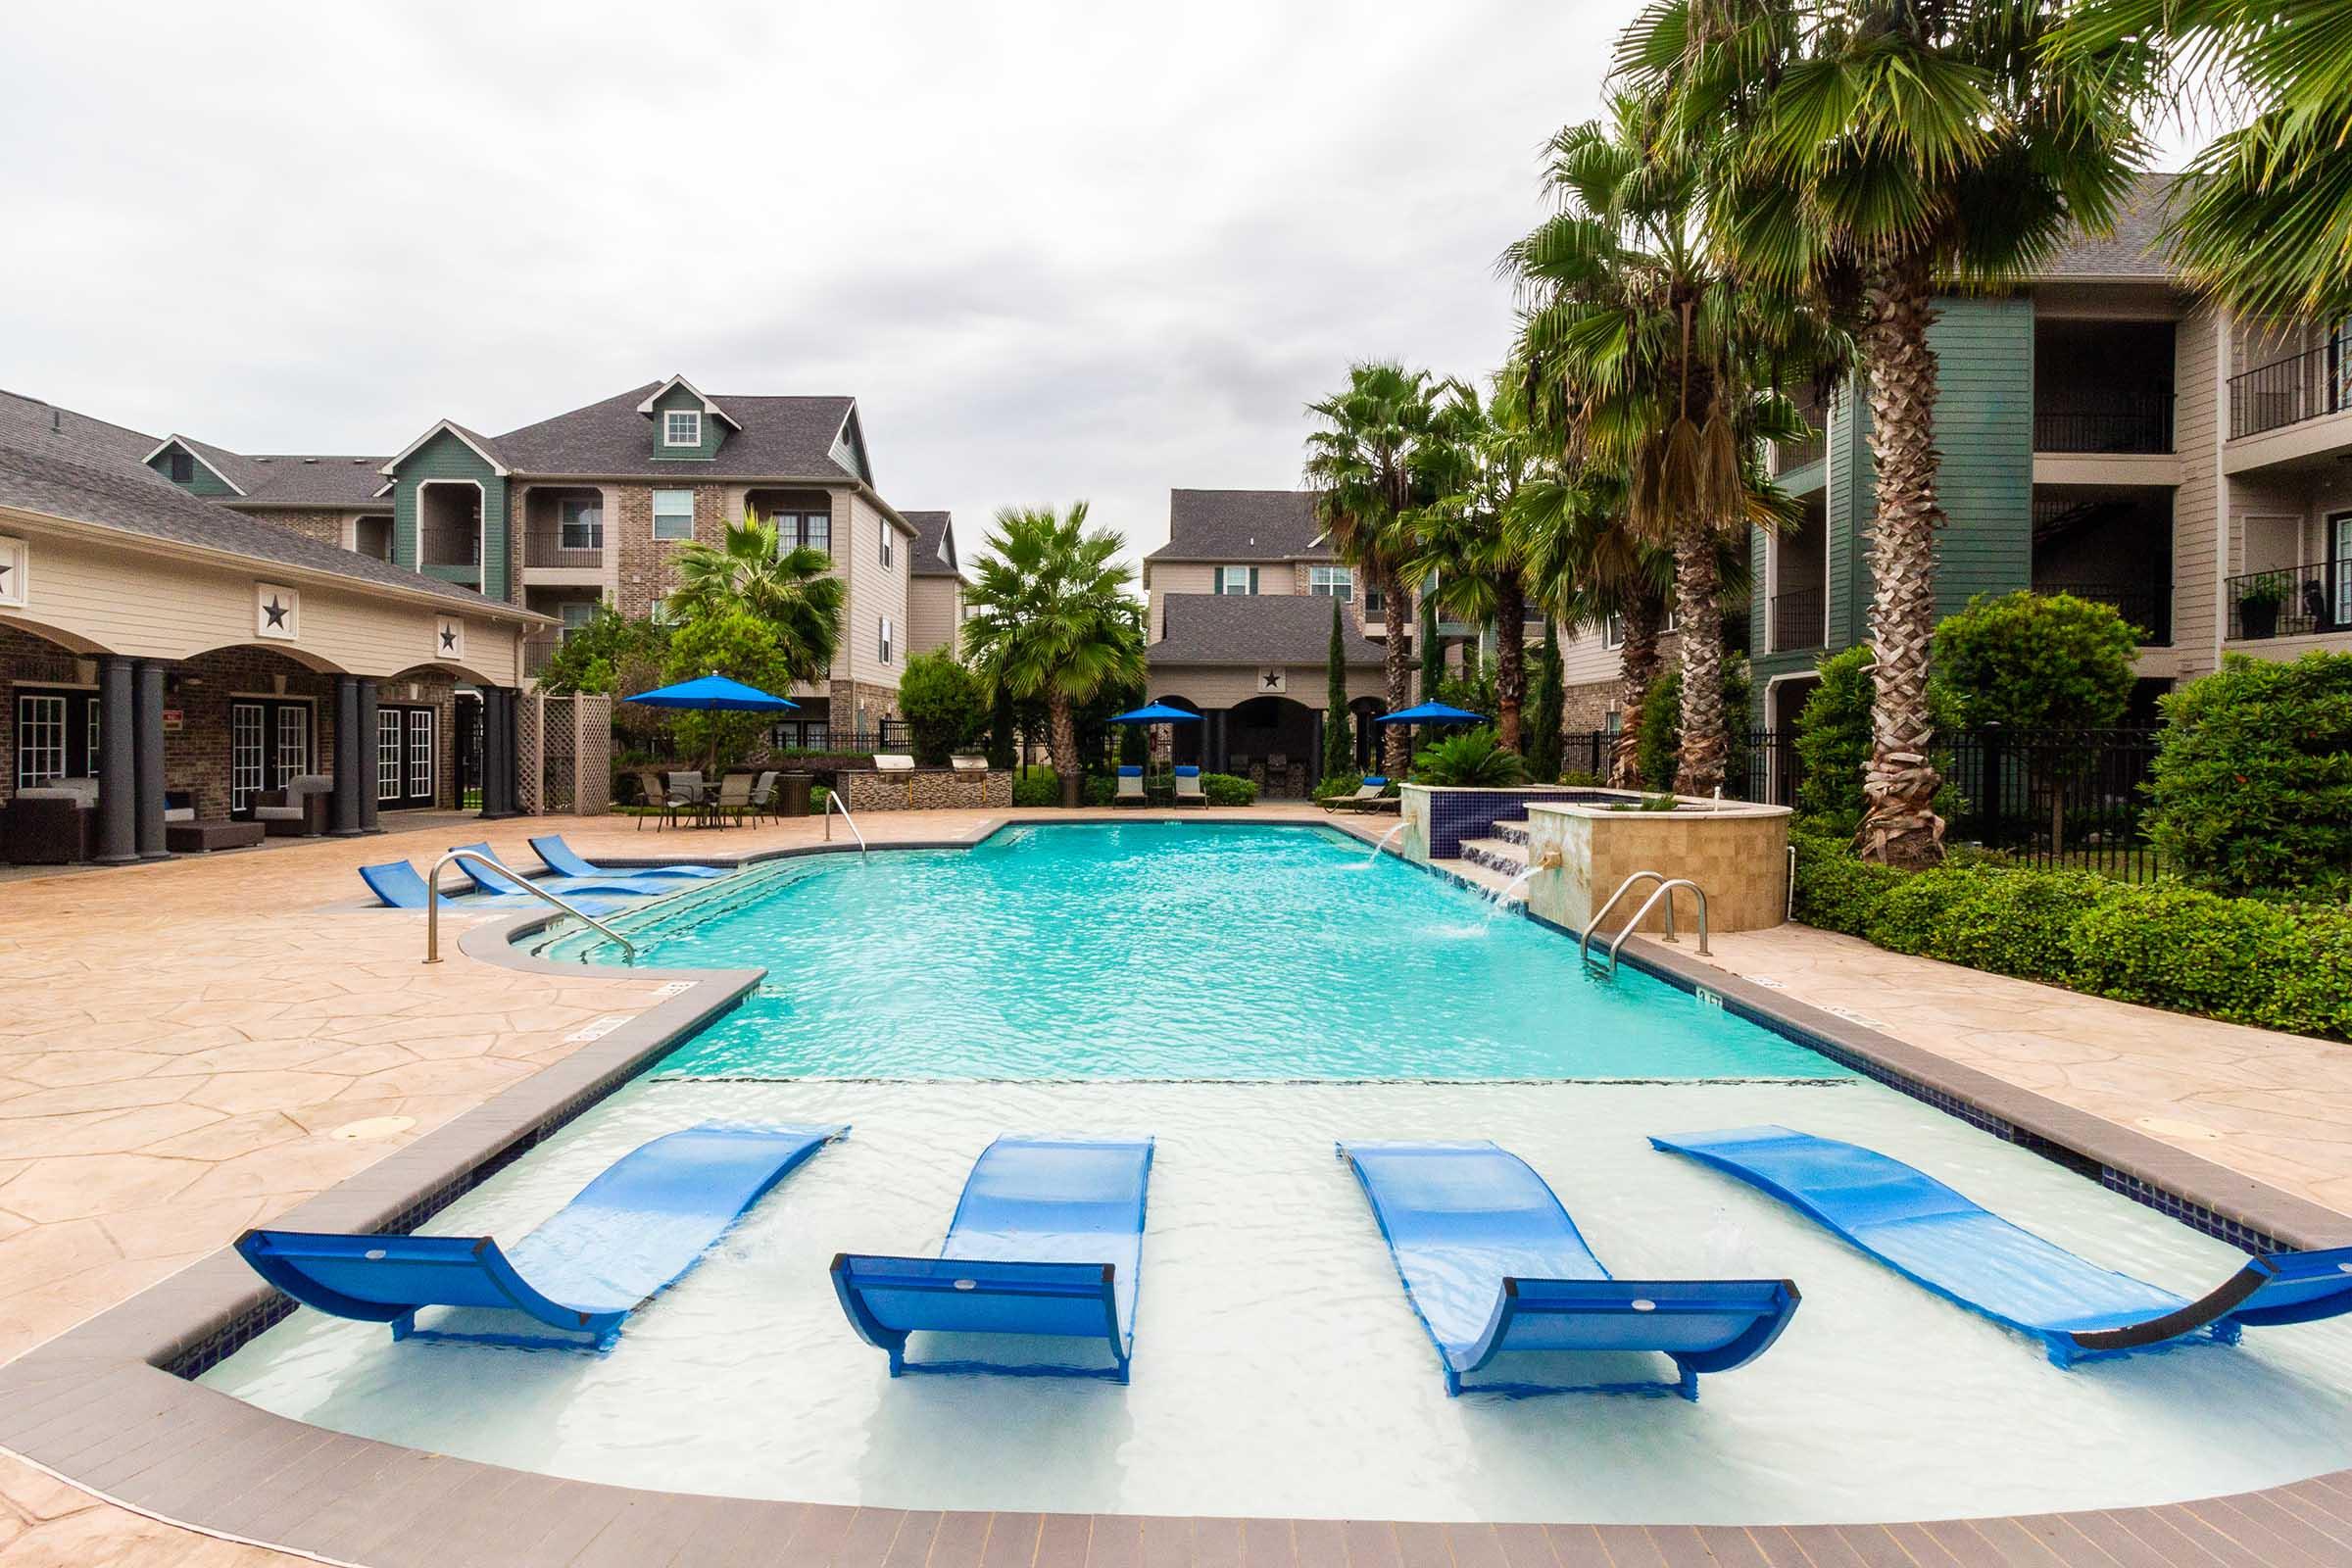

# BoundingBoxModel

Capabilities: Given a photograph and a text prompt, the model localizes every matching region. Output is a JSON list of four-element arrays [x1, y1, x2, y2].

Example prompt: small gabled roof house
[[900, 510, 965, 661], [1142, 488, 1387, 796], [143, 433, 396, 560]]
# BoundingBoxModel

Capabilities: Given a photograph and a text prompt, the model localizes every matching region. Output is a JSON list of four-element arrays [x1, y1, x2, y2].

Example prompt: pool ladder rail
[[824, 790, 868, 856], [422, 849, 640, 966], [1580, 870, 1710, 974]]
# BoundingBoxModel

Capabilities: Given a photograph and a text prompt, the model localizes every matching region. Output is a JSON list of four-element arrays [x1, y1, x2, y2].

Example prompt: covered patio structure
[[0, 438, 550, 864], [1144, 593, 1387, 799]]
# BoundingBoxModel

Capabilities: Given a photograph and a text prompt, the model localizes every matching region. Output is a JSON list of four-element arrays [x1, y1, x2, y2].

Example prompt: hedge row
[[1791, 829, 2352, 1041]]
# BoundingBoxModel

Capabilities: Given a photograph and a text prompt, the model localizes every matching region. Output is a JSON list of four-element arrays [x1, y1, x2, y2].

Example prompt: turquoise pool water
[[546, 822, 1849, 1082]]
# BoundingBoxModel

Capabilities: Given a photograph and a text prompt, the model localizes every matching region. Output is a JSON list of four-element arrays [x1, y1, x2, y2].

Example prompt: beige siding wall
[[2172, 305, 2224, 675], [1146, 562, 1215, 641], [840, 492, 911, 689], [1558, 619, 1622, 686], [1145, 662, 1386, 710], [906, 576, 962, 661], [0, 517, 526, 683]]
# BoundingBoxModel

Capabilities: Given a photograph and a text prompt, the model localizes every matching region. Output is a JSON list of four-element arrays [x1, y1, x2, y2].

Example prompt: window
[[1603, 613, 1623, 650], [1365, 583, 1387, 615], [878, 615, 895, 664], [1603, 709, 1623, 737], [773, 510, 829, 559], [169, 450, 193, 483], [377, 710, 404, 803], [1308, 565, 1352, 601], [16, 694, 66, 789], [355, 516, 393, 561], [559, 498, 603, 551], [663, 410, 702, 448], [652, 489, 695, 540], [1216, 565, 1259, 595], [880, 526, 894, 568], [559, 601, 598, 638]]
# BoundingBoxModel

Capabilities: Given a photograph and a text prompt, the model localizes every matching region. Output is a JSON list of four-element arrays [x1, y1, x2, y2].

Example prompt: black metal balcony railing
[[2034, 397, 2174, 454], [1769, 585, 1826, 651], [2227, 561, 2351, 641], [522, 634, 561, 677], [2230, 338, 2351, 439], [2038, 580, 2172, 646], [524, 524, 606, 568], [1773, 427, 1826, 473]]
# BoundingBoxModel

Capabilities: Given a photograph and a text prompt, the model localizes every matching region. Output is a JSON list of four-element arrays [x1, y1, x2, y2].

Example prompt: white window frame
[[878, 614, 895, 664], [558, 497, 603, 552], [16, 693, 66, 790], [880, 526, 894, 569], [652, 489, 695, 541], [1216, 565, 1258, 596], [377, 710, 404, 803], [559, 601, 599, 638], [408, 709, 436, 803], [1308, 565, 1352, 601], [663, 409, 703, 448]]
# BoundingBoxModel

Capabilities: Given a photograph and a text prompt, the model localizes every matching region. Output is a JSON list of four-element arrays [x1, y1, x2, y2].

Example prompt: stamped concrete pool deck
[[4, 808, 2351, 1566]]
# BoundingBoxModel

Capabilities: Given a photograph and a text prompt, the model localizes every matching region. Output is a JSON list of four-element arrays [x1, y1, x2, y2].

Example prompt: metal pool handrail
[[423, 850, 638, 966], [1585, 877, 1711, 975], [1580, 869, 1669, 966], [824, 790, 868, 855]]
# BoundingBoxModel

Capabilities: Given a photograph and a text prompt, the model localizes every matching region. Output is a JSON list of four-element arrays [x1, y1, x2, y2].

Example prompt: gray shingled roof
[[0, 390, 156, 469], [2036, 173, 2180, 280], [903, 510, 959, 577], [0, 436, 521, 612], [1147, 489, 1334, 563], [234, 454, 392, 508], [487, 383, 861, 481], [1148, 592, 1385, 667]]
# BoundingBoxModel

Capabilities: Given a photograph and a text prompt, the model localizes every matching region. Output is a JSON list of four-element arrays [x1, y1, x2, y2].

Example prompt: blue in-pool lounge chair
[[1171, 764, 1205, 807], [448, 841, 673, 899], [359, 859, 620, 913], [237, 1122, 845, 1349], [1113, 764, 1146, 806], [1341, 1140, 1798, 1398], [1653, 1125, 2352, 1366], [832, 1135, 1153, 1382], [529, 833, 727, 882]]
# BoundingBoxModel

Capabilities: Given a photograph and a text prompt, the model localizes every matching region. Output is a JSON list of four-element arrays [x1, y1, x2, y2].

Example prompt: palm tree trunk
[[1049, 690, 1082, 808], [1381, 563, 1413, 776], [1494, 576, 1527, 753], [1857, 256, 1947, 868], [1612, 593, 1666, 788], [1671, 522, 1727, 796]]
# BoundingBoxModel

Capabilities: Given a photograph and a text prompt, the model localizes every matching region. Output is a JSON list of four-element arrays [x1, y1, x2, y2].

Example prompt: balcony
[[2034, 397, 2174, 455], [523, 633, 561, 678], [1772, 426, 1826, 474], [2230, 339, 2350, 440], [2045, 580, 2173, 646], [1769, 586, 1825, 652], [2226, 561, 2351, 642], [524, 523, 606, 568]]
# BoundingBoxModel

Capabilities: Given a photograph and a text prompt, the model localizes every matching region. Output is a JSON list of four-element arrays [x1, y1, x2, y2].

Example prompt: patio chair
[[1342, 1140, 1798, 1398], [1324, 775, 1390, 813], [1171, 764, 1206, 807], [664, 770, 707, 829], [239, 1122, 846, 1348], [253, 774, 335, 838], [710, 771, 755, 827], [748, 770, 779, 825], [630, 769, 674, 832], [1113, 764, 1146, 807]]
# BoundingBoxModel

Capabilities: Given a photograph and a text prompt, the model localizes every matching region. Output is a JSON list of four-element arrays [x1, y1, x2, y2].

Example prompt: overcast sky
[[1, 5, 2210, 575]]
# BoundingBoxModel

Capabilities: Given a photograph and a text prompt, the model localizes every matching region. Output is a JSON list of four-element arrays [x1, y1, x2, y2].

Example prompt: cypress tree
[[1528, 619, 1564, 783], [1418, 596, 1442, 702], [1323, 598, 1352, 779]]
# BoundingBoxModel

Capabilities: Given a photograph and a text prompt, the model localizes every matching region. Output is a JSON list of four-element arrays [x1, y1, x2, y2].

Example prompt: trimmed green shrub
[[1793, 647, 1875, 827], [898, 650, 988, 765], [2064, 884, 2302, 1027], [1931, 591, 2139, 732], [1789, 826, 1904, 935], [1527, 620, 1564, 782], [1867, 865, 2110, 983], [1084, 772, 1118, 807], [1201, 772, 1257, 806], [1011, 770, 1060, 808], [1557, 768, 1605, 787], [2144, 652, 2352, 899], [1315, 771, 1364, 802]]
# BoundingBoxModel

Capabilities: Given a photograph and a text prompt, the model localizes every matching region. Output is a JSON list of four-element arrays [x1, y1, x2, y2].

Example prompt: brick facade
[[1561, 678, 1619, 732], [243, 509, 346, 549], [828, 678, 900, 734], [614, 483, 731, 620]]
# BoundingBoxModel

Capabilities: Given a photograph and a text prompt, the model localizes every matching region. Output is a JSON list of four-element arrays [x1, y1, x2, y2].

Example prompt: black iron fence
[[766, 718, 911, 755], [2034, 397, 2174, 454], [2230, 337, 2351, 438], [1769, 586, 1826, 651], [2226, 561, 2349, 641]]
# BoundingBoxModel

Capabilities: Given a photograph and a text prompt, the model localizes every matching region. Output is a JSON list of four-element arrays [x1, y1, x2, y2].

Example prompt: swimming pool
[[202, 824, 2352, 1524]]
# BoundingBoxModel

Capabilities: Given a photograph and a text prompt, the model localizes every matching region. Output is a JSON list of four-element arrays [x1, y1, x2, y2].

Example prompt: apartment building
[[1555, 175, 2352, 739], [139, 374, 956, 747]]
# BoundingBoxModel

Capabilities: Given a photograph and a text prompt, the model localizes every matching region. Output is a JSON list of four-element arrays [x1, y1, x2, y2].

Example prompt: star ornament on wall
[[263, 597, 289, 628], [440, 626, 457, 651], [256, 582, 298, 638]]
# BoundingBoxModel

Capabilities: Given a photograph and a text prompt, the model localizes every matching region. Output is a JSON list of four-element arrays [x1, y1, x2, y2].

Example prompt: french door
[[376, 704, 438, 808], [229, 699, 313, 815]]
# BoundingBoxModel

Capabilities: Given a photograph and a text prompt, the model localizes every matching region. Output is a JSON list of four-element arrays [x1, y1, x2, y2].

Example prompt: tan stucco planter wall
[[1523, 799, 1790, 936]]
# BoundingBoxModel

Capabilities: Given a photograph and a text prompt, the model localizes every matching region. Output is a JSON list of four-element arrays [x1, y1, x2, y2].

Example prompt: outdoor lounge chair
[[1324, 775, 1390, 812], [1114, 764, 1146, 806], [448, 842, 674, 899], [238, 1122, 845, 1348], [1340, 1140, 1798, 1398], [358, 859, 619, 913], [832, 1134, 1154, 1382], [529, 834, 726, 882], [1654, 1125, 2352, 1366], [1171, 764, 1205, 806], [253, 774, 335, 837]]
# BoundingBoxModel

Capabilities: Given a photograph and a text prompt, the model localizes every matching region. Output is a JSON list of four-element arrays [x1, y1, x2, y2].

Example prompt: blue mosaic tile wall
[[1424, 788, 1605, 858]]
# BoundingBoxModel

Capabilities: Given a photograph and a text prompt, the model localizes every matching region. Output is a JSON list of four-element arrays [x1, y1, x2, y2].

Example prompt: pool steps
[[1452, 818, 1533, 896]]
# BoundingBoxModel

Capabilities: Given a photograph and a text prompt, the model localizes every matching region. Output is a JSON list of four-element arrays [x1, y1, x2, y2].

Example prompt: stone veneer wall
[[839, 767, 1012, 811], [1560, 678, 1619, 732], [828, 678, 901, 735], [1521, 801, 1790, 935]]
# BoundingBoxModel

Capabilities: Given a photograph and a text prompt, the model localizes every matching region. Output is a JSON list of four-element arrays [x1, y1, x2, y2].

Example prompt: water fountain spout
[[1363, 819, 1408, 867], [1483, 851, 1558, 922]]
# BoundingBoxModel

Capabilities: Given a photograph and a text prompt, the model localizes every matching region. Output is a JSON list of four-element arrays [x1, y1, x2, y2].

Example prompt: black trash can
[[777, 772, 815, 816]]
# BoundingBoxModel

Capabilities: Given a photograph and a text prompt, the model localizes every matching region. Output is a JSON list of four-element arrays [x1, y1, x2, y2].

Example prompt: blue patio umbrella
[[625, 674, 799, 782], [1372, 702, 1486, 724], [1107, 702, 1201, 781]]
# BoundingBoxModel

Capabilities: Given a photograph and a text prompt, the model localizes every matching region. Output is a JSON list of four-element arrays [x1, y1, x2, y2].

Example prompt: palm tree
[[1505, 99, 1824, 796], [2057, 0, 2350, 320], [960, 503, 1145, 807], [1406, 380, 1544, 752], [665, 509, 843, 684], [1508, 463, 1674, 786], [1305, 363, 1438, 777], [1620, 0, 2149, 861]]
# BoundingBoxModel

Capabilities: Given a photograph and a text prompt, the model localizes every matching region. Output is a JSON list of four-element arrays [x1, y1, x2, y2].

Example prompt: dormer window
[[663, 410, 703, 448], [169, 450, 194, 483]]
